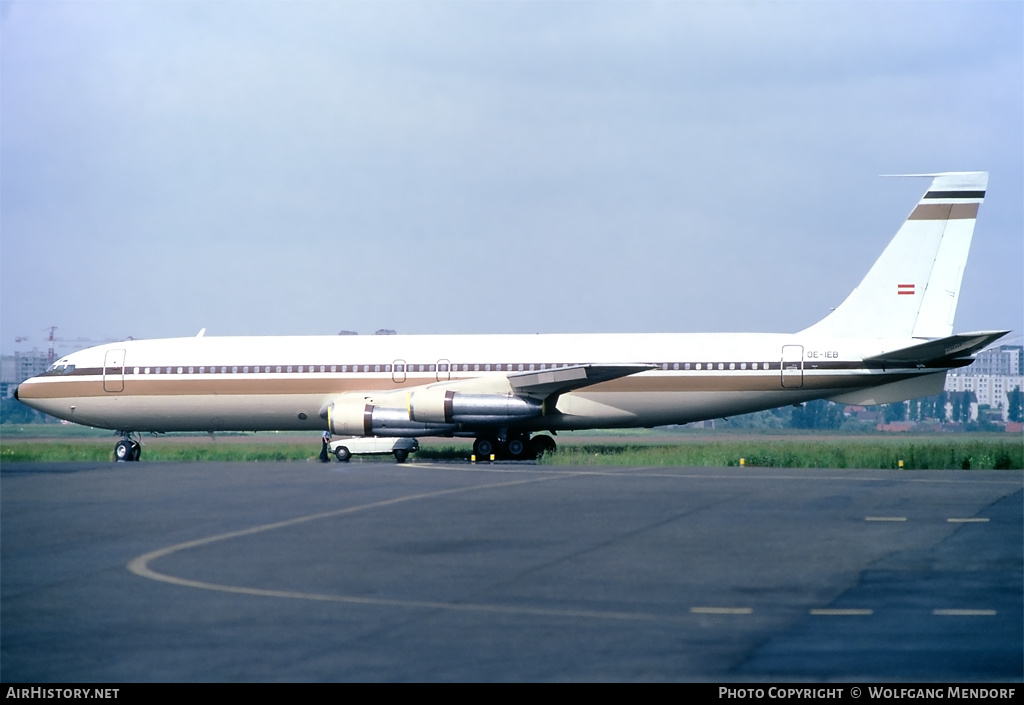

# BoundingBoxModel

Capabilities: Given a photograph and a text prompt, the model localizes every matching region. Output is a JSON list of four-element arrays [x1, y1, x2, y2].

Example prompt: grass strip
[[539, 440, 1022, 469], [2, 438, 1020, 468]]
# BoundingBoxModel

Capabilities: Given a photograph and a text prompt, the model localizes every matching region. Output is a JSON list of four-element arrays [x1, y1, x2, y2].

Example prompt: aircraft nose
[[13, 385, 19, 401]]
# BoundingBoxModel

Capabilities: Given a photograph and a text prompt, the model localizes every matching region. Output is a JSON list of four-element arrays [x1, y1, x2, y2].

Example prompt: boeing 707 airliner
[[15, 172, 1008, 461]]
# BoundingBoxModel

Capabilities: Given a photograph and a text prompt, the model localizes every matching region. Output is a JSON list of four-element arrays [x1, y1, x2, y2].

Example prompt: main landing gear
[[114, 433, 142, 462], [473, 434, 556, 461]]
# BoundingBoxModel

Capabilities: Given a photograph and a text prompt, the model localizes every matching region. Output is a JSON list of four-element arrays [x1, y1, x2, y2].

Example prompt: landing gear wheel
[[529, 434, 557, 458], [394, 449, 408, 463], [115, 440, 134, 462], [334, 446, 351, 462], [130, 442, 141, 461], [506, 436, 527, 459], [473, 437, 496, 458]]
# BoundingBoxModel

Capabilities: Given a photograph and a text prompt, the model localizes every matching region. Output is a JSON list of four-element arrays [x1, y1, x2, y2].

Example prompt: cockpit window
[[45, 362, 75, 375]]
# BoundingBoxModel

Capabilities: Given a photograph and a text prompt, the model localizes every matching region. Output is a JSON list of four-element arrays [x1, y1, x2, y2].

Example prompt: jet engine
[[324, 389, 544, 437], [408, 388, 543, 425], [326, 397, 456, 437]]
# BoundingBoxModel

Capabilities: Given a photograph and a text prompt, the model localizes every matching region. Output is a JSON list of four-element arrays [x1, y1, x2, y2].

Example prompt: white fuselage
[[16, 332, 944, 434]]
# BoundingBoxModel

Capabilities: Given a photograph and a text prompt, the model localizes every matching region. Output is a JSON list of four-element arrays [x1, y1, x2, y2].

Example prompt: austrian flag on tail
[[897, 283, 915, 295]]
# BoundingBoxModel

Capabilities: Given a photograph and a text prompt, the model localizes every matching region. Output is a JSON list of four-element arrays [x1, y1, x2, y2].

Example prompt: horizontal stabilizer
[[864, 330, 1010, 368], [508, 364, 655, 398]]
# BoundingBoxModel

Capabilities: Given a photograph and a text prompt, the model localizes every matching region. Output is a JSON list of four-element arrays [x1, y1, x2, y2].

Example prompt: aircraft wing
[[323, 363, 655, 436], [506, 363, 657, 398], [864, 330, 1010, 368]]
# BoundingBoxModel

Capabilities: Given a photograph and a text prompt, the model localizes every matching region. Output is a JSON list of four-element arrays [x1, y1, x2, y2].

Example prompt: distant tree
[[907, 399, 921, 422], [1008, 386, 1023, 423], [936, 391, 949, 421], [718, 410, 786, 429], [883, 401, 907, 423], [949, 391, 975, 424], [0, 397, 46, 424], [790, 399, 844, 430]]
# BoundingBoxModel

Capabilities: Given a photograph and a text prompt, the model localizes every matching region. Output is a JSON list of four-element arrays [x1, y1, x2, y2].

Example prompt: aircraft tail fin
[[801, 172, 987, 339]]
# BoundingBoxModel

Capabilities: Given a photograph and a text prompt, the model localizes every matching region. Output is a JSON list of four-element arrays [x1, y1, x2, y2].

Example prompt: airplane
[[14, 171, 1009, 462]]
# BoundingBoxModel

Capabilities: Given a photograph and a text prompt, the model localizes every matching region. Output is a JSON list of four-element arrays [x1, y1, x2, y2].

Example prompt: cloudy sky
[[2, 1, 1021, 355]]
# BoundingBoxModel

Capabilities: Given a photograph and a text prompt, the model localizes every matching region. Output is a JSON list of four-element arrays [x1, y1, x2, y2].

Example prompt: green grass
[[539, 439, 1022, 469], [0, 441, 319, 463], [1, 436, 1020, 468]]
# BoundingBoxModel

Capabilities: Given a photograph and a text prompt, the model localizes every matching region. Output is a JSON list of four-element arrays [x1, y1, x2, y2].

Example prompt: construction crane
[[13, 329, 130, 363], [45, 326, 57, 365]]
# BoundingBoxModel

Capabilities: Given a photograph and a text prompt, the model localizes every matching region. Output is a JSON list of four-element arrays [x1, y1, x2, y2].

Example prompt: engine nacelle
[[327, 398, 456, 437], [409, 389, 543, 425]]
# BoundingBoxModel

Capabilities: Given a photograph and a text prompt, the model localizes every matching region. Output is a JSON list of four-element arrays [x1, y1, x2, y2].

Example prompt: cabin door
[[103, 349, 126, 393], [392, 359, 407, 384], [436, 359, 451, 382], [781, 345, 804, 388]]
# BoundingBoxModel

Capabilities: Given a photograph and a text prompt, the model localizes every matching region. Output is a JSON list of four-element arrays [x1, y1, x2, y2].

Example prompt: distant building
[[959, 345, 1023, 377], [944, 345, 1024, 422], [0, 349, 50, 399]]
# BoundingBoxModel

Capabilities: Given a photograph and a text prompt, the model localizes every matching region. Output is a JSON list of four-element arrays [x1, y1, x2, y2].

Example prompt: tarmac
[[1, 459, 1021, 682]]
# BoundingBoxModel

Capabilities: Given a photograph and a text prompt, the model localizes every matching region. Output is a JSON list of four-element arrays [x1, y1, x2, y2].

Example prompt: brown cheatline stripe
[[908, 203, 979, 220], [18, 370, 924, 399]]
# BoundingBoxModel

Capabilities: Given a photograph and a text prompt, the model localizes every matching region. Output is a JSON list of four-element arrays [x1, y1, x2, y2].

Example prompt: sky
[[2, 1, 1021, 356]]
